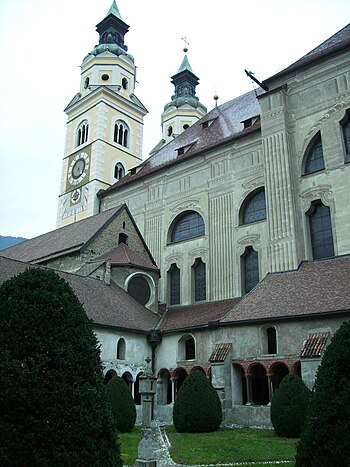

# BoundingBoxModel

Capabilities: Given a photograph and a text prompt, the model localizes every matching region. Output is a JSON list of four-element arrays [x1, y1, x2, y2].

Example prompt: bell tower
[[150, 50, 206, 154], [57, 1, 148, 228]]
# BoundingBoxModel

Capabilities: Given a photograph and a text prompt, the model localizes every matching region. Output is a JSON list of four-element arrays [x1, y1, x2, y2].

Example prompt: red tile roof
[[0, 256, 160, 332], [96, 243, 159, 271], [209, 343, 232, 362], [1, 206, 124, 263], [102, 90, 263, 196], [221, 256, 350, 325], [160, 298, 241, 333], [301, 332, 330, 358]]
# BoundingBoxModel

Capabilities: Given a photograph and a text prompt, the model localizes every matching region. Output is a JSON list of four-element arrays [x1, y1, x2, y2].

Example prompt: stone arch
[[103, 368, 117, 385], [172, 367, 188, 397], [157, 369, 172, 405], [122, 371, 133, 391], [248, 363, 269, 405], [232, 363, 247, 405], [269, 362, 289, 392]]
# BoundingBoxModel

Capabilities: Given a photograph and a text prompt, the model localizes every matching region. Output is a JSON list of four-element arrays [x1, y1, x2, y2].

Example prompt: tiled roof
[[102, 89, 263, 195], [96, 243, 159, 271], [265, 23, 350, 83], [209, 343, 232, 362], [0, 256, 160, 332], [301, 332, 330, 358], [1, 207, 124, 263], [160, 298, 241, 333], [221, 256, 350, 325]]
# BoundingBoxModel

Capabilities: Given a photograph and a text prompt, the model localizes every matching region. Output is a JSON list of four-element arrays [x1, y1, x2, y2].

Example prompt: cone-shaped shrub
[[296, 321, 350, 466], [0, 268, 122, 467], [107, 376, 136, 432], [270, 373, 311, 438], [173, 370, 222, 432]]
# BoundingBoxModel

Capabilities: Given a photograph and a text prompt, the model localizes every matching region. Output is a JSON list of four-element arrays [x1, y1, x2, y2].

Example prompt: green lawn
[[119, 426, 298, 466]]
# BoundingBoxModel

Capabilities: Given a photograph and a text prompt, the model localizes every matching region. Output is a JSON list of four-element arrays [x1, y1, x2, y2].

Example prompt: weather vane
[[181, 37, 189, 53]]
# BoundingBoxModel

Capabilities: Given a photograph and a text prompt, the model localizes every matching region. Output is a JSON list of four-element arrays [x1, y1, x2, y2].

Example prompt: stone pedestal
[[134, 428, 158, 467]]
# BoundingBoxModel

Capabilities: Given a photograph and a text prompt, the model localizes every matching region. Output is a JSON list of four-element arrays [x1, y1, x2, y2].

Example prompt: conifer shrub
[[173, 369, 222, 432], [295, 321, 350, 466], [270, 373, 311, 438], [106, 376, 136, 432], [0, 267, 122, 467]]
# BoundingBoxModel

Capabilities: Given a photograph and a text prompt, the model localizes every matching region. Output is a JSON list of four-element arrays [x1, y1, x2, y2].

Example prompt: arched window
[[169, 264, 180, 305], [307, 200, 334, 260], [114, 162, 125, 181], [170, 211, 205, 243], [341, 110, 350, 162], [127, 276, 151, 306], [76, 120, 89, 147], [240, 189, 266, 225], [117, 338, 125, 360], [303, 133, 325, 174], [122, 371, 133, 391], [178, 334, 196, 361], [114, 121, 129, 147], [242, 246, 259, 294], [266, 327, 277, 354], [193, 258, 206, 302]]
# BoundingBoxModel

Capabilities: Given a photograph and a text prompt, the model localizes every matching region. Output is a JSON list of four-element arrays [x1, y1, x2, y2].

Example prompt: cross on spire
[[181, 37, 189, 53]]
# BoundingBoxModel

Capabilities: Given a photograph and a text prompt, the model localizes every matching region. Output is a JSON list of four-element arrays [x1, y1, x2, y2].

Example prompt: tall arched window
[[169, 263, 180, 305], [303, 133, 325, 174], [341, 110, 350, 162], [76, 120, 89, 146], [178, 334, 196, 360], [307, 200, 334, 259], [114, 162, 125, 180], [242, 246, 259, 294], [170, 211, 205, 243], [114, 121, 129, 147], [117, 338, 126, 360], [193, 258, 206, 302], [240, 189, 266, 225]]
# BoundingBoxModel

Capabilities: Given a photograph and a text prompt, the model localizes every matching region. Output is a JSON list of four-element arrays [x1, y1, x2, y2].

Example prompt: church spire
[[88, 0, 131, 59], [106, 0, 123, 20], [164, 53, 206, 112], [151, 49, 207, 151]]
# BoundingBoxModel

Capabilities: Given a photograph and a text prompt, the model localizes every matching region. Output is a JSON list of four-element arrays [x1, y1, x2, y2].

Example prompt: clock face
[[68, 152, 90, 186]]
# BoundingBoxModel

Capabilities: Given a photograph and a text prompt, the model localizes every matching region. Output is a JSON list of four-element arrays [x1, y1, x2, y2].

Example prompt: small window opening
[[122, 78, 128, 90], [84, 77, 90, 89], [167, 126, 173, 137], [185, 337, 195, 360], [118, 233, 128, 244], [266, 327, 277, 354]]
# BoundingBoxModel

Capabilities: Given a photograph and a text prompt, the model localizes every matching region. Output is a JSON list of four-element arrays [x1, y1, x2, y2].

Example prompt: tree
[[173, 370, 222, 432], [0, 267, 122, 467], [270, 373, 311, 438], [106, 376, 136, 432], [296, 320, 350, 466]]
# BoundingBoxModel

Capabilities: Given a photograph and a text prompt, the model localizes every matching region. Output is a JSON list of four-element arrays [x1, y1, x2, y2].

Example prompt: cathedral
[[2, 1, 350, 427]]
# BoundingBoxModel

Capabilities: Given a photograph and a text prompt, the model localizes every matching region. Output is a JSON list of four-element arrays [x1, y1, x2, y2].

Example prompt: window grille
[[171, 211, 205, 243], [304, 135, 325, 174], [241, 189, 266, 225], [193, 259, 206, 302], [308, 201, 334, 259], [243, 247, 259, 294], [169, 264, 180, 305]]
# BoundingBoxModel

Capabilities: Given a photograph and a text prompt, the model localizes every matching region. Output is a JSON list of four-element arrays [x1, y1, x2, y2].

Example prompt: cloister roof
[[0, 256, 159, 333], [221, 255, 350, 325]]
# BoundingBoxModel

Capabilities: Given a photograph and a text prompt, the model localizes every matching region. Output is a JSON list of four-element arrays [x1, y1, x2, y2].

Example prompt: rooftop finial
[[181, 36, 189, 53], [213, 89, 219, 107]]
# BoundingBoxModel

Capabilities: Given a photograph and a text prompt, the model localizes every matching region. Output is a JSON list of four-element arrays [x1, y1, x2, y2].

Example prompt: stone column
[[267, 374, 273, 404], [135, 360, 158, 467], [171, 376, 178, 402], [245, 376, 253, 405]]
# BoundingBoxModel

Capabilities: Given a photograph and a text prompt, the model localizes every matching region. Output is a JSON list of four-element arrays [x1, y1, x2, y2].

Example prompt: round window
[[101, 73, 110, 81], [127, 276, 151, 306]]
